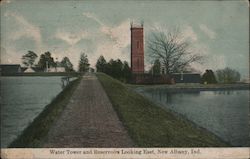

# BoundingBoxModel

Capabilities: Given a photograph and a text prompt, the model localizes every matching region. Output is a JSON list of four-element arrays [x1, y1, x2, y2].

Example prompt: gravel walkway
[[43, 73, 134, 147]]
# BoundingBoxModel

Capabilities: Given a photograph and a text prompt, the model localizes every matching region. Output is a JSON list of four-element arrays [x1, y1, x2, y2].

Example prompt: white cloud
[[199, 24, 216, 39], [0, 46, 22, 64], [55, 29, 88, 46], [95, 40, 128, 60], [182, 25, 198, 42], [100, 19, 131, 48], [5, 12, 42, 49], [147, 24, 198, 42], [190, 42, 226, 73], [191, 54, 226, 74], [82, 12, 131, 65], [82, 12, 104, 26]]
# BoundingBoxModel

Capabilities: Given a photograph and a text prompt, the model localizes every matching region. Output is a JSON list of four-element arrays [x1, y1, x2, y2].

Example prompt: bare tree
[[147, 28, 203, 74], [216, 67, 241, 83]]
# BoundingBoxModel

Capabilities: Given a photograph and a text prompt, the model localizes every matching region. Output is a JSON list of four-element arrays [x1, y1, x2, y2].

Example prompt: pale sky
[[0, 0, 249, 78]]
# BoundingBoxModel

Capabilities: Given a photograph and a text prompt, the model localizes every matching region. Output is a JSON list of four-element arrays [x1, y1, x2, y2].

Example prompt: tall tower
[[131, 22, 144, 74]]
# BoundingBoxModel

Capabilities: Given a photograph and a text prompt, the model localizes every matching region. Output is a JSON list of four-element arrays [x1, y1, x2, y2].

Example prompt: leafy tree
[[147, 28, 203, 74], [122, 61, 131, 82], [61, 57, 74, 72], [37, 51, 56, 71], [95, 56, 131, 82], [21, 51, 38, 67], [78, 52, 90, 73], [150, 59, 161, 75], [112, 59, 123, 79], [105, 59, 114, 76], [216, 67, 241, 83], [105, 59, 121, 78], [96, 55, 107, 72], [201, 70, 217, 84]]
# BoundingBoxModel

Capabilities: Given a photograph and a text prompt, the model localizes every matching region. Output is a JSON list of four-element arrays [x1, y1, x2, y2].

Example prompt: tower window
[[137, 41, 140, 49]]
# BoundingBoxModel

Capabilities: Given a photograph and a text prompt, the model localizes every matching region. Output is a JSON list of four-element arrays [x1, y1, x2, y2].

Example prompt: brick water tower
[[130, 22, 144, 74]]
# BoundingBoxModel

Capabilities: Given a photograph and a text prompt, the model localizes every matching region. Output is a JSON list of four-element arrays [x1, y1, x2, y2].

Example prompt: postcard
[[0, 0, 249, 158]]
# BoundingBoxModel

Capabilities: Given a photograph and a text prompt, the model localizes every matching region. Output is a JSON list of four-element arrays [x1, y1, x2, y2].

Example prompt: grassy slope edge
[[96, 73, 228, 147], [8, 77, 81, 148]]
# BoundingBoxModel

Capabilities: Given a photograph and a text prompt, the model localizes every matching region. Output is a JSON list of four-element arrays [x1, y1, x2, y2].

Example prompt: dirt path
[[43, 73, 134, 147]]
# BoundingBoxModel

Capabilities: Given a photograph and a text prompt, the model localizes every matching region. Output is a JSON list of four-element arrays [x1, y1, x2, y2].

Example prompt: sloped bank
[[96, 73, 228, 147], [9, 77, 81, 148]]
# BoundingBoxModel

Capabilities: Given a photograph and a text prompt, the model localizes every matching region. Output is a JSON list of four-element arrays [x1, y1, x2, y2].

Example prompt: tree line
[[21, 50, 90, 73], [201, 68, 241, 84], [95, 55, 131, 83], [149, 59, 241, 84]]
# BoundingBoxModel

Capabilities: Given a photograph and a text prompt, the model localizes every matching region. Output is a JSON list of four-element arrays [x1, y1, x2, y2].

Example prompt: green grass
[[96, 73, 229, 147], [8, 77, 81, 148]]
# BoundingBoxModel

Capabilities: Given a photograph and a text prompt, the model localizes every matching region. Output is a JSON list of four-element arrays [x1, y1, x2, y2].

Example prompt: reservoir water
[[1, 76, 64, 147], [137, 88, 249, 146]]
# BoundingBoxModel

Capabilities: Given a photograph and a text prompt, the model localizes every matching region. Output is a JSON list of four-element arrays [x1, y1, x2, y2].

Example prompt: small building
[[241, 78, 250, 84], [56, 67, 65, 72], [22, 67, 43, 72], [47, 67, 65, 72], [172, 73, 201, 83], [0, 64, 22, 75], [24, 67, 35, 73]]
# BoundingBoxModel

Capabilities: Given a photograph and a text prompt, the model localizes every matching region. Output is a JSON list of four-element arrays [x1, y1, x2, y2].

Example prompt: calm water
[[137, 88, 250, 146], [0, 76, 64, 147]]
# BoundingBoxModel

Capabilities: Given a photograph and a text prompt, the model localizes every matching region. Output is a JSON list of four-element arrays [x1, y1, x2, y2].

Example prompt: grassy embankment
[[96, 73, 228, 147], [9, 77, 81, 148]]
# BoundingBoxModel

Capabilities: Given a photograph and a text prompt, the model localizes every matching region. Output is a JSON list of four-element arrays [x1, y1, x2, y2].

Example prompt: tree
[[96, 55, 107, 72], [105, 59, 123, 79], [37, 51, 56, 71], [147, 28, 203, 74], [61, 57, 74, 72], [78, 52, 90, 73], [216, 67, 241, 83], [122, 61, 131, 82], [150, 59, 161, 75], [21, 51, 38, 67], [201, 70, 217, 84], [95, 55, 131, 82]]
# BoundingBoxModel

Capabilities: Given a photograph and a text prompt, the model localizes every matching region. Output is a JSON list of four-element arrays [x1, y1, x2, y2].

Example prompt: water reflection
[[139, 89, 249, 146], [1, 76, 63, 147], [213, 90, 239, 95], [149, 89, 201, 104]]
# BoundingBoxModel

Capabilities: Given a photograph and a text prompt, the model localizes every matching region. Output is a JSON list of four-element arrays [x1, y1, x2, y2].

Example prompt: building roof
[[24, 67, 35, 72], [21, 66, 43, 72], [0, 64, 21, 74]]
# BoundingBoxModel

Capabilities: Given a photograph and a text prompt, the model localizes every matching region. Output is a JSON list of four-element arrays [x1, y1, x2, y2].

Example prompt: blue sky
[[0, 0, 249, 78]]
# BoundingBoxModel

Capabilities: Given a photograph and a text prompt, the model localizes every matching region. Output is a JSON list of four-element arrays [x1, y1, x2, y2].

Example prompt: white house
[[56, 67, 65, 72], [24, 67, 35, 73], [47, 67, 65, 72]]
